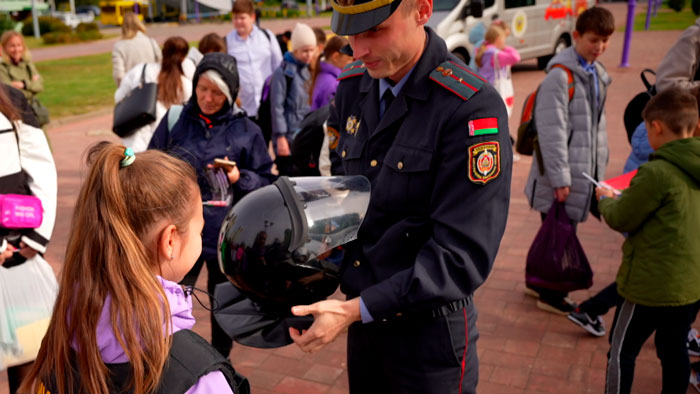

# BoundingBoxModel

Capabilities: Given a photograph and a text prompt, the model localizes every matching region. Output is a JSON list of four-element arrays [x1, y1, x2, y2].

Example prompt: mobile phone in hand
[[213, 158, 237, 170]]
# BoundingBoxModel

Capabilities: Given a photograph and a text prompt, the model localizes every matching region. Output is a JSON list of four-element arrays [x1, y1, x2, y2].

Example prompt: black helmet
[[331, 0, 403, 35], [217, 176, 371, 311]]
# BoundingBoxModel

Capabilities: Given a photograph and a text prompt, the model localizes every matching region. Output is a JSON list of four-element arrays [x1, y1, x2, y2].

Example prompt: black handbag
[[112, 64, 158, 138]]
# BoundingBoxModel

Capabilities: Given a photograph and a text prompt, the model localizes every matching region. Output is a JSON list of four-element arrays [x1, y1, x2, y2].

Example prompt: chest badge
[[468, 141, 500, 184], [345, 115, 360, 136]]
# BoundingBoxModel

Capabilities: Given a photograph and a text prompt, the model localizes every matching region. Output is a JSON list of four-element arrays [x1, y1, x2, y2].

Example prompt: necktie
[[381, 89, 394, 118]]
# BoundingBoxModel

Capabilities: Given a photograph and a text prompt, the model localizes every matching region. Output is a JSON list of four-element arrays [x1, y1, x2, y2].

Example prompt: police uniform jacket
[[329, 27, 512, 321]]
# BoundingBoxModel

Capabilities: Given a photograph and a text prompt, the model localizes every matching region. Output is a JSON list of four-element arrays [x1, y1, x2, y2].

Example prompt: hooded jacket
[[311, 61, 341, 111], [148, 53, 275, 257], [524, 46, 611, 222], [599, 137, 700, 307]]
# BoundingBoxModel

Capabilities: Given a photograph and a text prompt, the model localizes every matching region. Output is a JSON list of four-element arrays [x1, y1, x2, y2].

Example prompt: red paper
[[601, 170, 638, 191]]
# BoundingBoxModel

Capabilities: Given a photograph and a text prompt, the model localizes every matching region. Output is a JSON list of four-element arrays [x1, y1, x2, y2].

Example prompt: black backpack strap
[[158, 329, 250, 394]]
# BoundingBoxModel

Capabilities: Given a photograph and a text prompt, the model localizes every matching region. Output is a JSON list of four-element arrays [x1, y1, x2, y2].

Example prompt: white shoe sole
[[566, 314, 606, 337]]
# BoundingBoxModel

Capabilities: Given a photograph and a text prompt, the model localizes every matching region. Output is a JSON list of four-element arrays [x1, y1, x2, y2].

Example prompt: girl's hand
[[0, 244, 15, 265], [10, 81, 23, 90]]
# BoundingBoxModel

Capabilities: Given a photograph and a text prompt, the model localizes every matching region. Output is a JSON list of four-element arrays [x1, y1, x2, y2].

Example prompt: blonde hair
[[20, 142, 199, 394], [0, 30, 30, 63], [475, 24, 505, 69], [121, 12, 147, 39]]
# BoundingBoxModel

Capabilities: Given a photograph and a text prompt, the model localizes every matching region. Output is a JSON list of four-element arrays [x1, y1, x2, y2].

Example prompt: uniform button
[[397, 161, 404, 170], [342, 150, 347, 158], [370, 159, 378, 167], [353, 260, 361, 267]]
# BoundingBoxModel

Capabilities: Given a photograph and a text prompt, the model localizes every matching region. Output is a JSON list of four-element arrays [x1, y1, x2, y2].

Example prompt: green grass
[[630, 6, 698, 30], [36, 52, 114, 119]]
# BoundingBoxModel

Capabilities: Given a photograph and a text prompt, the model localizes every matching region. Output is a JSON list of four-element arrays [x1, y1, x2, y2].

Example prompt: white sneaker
[[690, 367, 700, 392]]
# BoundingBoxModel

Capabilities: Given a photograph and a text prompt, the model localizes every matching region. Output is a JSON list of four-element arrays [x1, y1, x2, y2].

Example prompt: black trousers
[[181, 253, 233, 358], [580, 282, 622, 317], [605, 299, 700, 394], [347, 301, 479, 394]]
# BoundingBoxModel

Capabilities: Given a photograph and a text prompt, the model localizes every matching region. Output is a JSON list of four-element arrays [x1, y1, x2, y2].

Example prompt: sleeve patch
[[468, 118, 499, 136], [468, 141, 500, 184]]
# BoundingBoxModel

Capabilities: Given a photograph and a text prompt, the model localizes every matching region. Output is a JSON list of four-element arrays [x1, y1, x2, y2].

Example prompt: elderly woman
[[148, 52, 275, 358], [112, 12, 161, 87]]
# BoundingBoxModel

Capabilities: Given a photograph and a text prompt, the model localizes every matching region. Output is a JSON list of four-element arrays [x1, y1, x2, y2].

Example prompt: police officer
[[288, 0, 512, 391]]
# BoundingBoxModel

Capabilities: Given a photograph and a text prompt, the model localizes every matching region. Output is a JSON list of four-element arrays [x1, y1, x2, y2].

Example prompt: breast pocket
[[376, 145, 434, 213]]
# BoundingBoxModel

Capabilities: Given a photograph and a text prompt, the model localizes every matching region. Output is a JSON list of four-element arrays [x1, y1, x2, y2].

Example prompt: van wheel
[[537, 36, 569, 69], [451, 48, 471, 66]]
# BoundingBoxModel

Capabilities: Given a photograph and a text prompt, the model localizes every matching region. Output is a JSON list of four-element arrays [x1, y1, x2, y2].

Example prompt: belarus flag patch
[[468, 118, 498, 136]]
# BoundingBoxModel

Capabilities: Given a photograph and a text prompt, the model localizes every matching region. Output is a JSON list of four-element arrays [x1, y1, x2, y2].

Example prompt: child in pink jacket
[[476, 24, 521, 116]]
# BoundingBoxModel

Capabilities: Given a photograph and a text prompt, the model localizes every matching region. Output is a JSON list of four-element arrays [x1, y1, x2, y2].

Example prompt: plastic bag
[[492, 51, 514, 117], [0, 255, 58, 370], [525, 201, 593, 293]]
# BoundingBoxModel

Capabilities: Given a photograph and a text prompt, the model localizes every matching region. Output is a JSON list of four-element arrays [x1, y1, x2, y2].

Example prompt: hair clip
[[120, 147, 135, 168]]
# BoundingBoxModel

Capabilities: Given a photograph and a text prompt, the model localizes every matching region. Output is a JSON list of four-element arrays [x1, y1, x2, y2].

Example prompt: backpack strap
[[158, 329, 249, 394], [551, 64, 574, 102], [429, 60, 486, 101], [168, 105, 183, 132], [338, 60, 366, 81]]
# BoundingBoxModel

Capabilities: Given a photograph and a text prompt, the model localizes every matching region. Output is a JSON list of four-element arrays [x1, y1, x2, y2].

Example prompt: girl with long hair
[[0, 31, 42, 102], [115, 36, 194, 152], [19, 142, 237, 394], [308, 35, 352, 111]]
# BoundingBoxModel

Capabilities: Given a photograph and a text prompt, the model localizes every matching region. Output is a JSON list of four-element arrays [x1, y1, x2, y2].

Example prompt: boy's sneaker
[[536, 297, 577, 316], [567, 308, 606, 337], [688, 328, 700, 357]]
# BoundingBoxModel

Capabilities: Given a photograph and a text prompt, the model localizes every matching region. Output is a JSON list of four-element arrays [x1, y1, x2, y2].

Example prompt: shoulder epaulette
[[337, 60, 366, 81], [429, 61, 486, 101]]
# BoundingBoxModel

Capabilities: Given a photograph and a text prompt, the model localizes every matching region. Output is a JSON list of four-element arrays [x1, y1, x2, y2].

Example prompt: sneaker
[[688, 328, 700, 357], [690, 366, 700, 393], [567, 308, 605, 337], [536, 297, 577, 315]]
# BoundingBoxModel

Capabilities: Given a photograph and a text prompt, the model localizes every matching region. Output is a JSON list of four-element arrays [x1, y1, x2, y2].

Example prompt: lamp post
[[31, 0, 40, 40], [620, 0, 635, 68]]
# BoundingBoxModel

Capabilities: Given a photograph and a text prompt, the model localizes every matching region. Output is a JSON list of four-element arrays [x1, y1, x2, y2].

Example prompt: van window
[[485, 0, 495, 7], [434, 0, 461, 11], [505, 0, 534, 8]]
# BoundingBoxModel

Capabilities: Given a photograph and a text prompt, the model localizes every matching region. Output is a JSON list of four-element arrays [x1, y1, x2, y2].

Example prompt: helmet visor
[[291, 176, 370, 261]]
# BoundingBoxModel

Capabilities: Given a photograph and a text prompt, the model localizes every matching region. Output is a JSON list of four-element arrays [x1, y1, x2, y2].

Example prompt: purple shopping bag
[[525, 201, 593, 293]]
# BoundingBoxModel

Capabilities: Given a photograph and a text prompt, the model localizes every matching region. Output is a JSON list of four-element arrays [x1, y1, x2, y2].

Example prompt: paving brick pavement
[[2, 3, 699, 393]]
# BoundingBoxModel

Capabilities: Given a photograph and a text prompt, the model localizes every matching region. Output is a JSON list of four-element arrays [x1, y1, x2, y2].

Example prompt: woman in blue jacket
[[149, 52, 275, 358]]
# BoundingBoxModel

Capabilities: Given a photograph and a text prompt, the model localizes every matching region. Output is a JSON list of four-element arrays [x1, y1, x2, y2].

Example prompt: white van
[[427, 0, 595, 68]]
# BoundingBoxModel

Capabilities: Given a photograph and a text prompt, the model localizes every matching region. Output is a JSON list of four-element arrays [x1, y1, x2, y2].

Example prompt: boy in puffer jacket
[[595, 88, 700, 394]]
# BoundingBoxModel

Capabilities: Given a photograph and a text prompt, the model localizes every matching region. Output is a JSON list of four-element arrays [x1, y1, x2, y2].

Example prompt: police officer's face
[[348, 0, 432, 81]]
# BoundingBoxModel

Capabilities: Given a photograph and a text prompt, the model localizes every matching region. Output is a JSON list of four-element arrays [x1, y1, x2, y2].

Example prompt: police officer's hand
[[276, 137, 291, 156], [289, 298, 361, 353], [554, 186, 570, 202]]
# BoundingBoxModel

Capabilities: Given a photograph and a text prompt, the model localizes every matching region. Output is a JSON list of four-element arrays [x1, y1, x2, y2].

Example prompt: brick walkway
[[2, 4, 698, 393]]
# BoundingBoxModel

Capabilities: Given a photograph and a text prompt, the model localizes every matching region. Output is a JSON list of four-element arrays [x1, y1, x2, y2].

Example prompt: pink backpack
[[0, 194, 43, 229]]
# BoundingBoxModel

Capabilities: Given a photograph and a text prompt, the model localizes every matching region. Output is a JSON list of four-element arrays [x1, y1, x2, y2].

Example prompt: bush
[[76, 22, 99, 33], [22, 16, 70, 36], [668, 0, 686, 11], [693, 0, 700, 15], [76, 30, 102, 41], [41, 31, 78, 44], [0, 14, 16, 33]]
